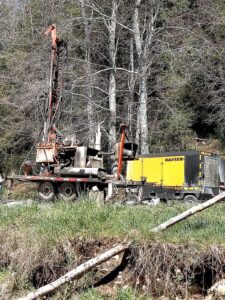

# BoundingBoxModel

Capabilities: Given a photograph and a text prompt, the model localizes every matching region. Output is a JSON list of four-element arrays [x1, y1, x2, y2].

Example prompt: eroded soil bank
[[1, 237, 225, 299]]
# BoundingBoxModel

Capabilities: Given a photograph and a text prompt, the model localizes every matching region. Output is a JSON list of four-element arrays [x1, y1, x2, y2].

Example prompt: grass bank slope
[[0, 200, 225, 246], [1, 200, 225, 299]]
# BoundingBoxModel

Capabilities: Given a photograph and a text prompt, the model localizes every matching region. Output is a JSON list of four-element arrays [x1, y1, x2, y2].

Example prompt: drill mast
[[43, 24, 65, 142]]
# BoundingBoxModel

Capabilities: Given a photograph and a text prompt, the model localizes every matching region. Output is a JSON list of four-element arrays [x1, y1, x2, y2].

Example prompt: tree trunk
[[133, 0, 142, 59], [133, 0, 149, 154], [139, 71, 149, 153], [86, 49, 95, 146], [152, 191, 225, 232], [128, 38, 135, 139], [108, 0, 117, 151], [133, 0, 159, 154], [17, 242, 131, 300], [80, 0, 95, 146]]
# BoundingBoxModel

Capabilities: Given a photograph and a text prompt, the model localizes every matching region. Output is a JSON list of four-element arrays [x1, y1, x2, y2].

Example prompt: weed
[[80, 288, 108, 300], [78, 287, 152, 300], [116, 287, 152, 300]]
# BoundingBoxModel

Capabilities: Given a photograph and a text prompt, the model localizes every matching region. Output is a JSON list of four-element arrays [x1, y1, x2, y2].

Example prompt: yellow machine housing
[[127, 155, 185, 187], [126, 151, 224, 200]]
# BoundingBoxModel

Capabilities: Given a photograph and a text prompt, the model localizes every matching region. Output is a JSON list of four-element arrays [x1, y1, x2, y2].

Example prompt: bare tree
[[128, 37, 136, 138], [133, 0, 160, 154], [79, 0, 95, 146], [106, 0, 118, 151]]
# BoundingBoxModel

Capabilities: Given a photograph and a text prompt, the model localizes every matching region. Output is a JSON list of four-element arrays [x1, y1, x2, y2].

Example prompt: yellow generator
[[126, 151, 225, 202]]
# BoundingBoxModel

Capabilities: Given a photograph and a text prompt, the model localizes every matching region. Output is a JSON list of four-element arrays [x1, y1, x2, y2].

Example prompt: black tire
[[38, 181, 55, 201], [183, 194, 199, 204], [58, 182, 77, 201]]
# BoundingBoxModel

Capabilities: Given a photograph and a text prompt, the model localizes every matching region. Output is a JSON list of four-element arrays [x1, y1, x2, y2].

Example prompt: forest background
[[1, 0, 225, 173]]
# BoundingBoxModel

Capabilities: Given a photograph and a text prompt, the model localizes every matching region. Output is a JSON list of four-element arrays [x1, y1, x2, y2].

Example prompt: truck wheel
[[183, 195, 198, 204], [58, 182, 77, 201], [38, 182, 55, 201]]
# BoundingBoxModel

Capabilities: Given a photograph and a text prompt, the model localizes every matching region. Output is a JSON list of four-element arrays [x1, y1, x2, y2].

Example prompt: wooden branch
[[152, 191, 225, 233], [79, 1, 134, 33], [17, 242, 131, 300], [18, 191, 225, 300]]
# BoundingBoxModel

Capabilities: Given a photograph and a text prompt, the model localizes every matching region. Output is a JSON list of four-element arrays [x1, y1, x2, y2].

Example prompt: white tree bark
[[133, 0, 159, 154], [128, 38, 136, 138], [152, 191, 225, 233], [78, 0, 120, 152], [133, 0, 142, 59], [138, 71, 148, 153], [133, 0, 148, 154], [17, 242, 131, 300], [80, 0, 95, 146], [108, 0, 117, 151]]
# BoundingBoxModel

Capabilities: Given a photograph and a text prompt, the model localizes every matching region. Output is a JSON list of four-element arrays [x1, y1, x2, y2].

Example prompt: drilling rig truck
[[6, 25, 225, 204]]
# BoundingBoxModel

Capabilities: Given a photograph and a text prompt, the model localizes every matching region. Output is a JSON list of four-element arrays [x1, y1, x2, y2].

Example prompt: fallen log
[[152, 191, 225, 233], [18, 191, 225, 300], [17, 242, 131, 300]]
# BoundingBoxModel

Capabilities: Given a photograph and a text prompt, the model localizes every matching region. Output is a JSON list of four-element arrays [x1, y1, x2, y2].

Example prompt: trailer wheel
[[38, 182, 55, 201], [183, 194, 198, 204], [58, 182, 77, 201]]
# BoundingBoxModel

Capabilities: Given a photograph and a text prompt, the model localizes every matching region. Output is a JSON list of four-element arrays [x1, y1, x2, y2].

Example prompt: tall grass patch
[[0, 200, 225, 245]]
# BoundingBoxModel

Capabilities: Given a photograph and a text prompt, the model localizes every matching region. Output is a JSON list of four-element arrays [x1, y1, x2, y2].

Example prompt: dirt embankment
[[1, 236, 225, 299]]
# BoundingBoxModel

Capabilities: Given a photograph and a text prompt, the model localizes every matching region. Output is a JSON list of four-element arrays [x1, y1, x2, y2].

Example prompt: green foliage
[[0, 268, 11, 283], [79, 287, 145, 299], [8, 186, 38, 201], [0, 85, 10, 98], [80, 289, 108, 300], [116, 287, 152, 300], [79, 287, 152, 300], [0, 58, 7, 71], [64, 4, 81, 17]]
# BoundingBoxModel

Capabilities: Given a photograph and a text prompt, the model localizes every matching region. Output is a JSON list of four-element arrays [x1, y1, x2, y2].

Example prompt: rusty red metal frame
[[7, 175, 100, 183], [43, 24, 60, 142], [117, 124, 127, 180]]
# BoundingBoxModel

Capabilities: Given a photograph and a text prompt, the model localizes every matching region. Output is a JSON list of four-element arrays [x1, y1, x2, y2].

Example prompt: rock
[[207, 279, 225, 299], [113, 255, 120, 261], [4, 199, 33, 207]]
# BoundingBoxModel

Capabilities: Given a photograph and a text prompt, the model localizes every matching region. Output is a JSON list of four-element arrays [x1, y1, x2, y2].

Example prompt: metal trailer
[[7, 150, 225, 204], [6, 175, 105, 201], [6, 174, 142, 203], [126, 151, 225, 203], [8, 25, 223, 206]]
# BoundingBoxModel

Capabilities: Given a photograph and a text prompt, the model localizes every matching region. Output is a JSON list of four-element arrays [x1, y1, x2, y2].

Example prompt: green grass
[[0, 199, 225, 247], [0, 183, 38, 201], [1, 200, 225, 299], [78, 287, 152, 300]]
